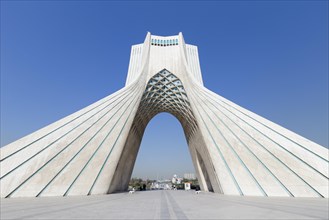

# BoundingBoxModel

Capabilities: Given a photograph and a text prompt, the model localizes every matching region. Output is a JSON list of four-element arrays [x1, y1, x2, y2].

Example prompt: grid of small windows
[[151, 38, 179, 46]]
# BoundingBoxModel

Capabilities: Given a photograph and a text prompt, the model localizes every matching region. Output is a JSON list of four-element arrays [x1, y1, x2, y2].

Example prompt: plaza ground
[[1, 190, 328, 219]]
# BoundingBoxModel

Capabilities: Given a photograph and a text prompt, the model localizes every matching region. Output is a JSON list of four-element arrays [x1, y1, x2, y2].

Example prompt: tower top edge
[[150, 33, 181, 39], [150, 35, 178, 39]]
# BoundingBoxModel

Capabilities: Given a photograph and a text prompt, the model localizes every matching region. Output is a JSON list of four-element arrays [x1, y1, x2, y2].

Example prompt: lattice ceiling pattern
[[132, 69, 198, 140]]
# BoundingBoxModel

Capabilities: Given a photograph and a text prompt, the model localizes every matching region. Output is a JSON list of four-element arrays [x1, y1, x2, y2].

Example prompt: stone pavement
[[1, 190, 328, 219]]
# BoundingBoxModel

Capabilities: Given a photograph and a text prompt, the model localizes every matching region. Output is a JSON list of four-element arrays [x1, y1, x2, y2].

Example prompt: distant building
[[172, 174, 183, 184], [184, 173, 195, 179], [184, 182, 191, 190], [172, 174, 177, 184], [151, 180, 172, 190]]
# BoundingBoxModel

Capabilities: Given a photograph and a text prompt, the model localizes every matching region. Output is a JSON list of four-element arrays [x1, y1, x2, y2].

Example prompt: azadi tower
[[1, 33, 328, 198]]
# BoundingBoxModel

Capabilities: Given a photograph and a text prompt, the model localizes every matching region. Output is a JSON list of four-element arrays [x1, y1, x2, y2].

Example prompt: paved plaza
[[1, 190, 328, 219]]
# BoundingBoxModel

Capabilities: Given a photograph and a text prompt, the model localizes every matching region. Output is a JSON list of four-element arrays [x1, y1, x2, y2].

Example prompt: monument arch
[[1, 33, 328, 198]]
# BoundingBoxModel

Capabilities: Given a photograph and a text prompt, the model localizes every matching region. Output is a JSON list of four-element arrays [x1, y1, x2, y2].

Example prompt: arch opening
[[108, 69, 218, 193], [131, 112, 195, 180]]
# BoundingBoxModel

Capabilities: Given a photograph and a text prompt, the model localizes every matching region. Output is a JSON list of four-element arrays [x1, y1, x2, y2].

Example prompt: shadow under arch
[[108, 69, 220, 193]]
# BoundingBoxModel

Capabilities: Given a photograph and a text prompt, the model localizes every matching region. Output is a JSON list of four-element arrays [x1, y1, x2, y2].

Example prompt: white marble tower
[[1, 33, 328, 198]]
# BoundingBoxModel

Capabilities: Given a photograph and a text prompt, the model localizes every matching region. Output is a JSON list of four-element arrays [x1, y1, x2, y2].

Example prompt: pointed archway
[[108, 69, 218, 193]]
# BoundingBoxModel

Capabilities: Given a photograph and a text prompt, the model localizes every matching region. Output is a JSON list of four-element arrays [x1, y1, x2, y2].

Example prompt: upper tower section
[[125, 33, 204, 86], [150, 35, 179, 47]]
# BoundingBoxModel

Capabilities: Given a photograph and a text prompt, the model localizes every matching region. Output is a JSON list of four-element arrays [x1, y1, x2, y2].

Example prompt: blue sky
[[1, 1, 328, 180]]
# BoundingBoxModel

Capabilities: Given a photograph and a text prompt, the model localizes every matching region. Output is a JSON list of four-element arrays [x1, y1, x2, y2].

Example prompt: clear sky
[[1, 1, 328, 180]]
